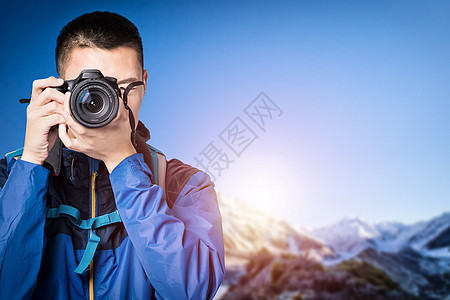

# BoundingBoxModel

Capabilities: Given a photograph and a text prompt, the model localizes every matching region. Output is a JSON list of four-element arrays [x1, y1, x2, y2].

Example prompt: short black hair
[[55, 11, 144, 76]]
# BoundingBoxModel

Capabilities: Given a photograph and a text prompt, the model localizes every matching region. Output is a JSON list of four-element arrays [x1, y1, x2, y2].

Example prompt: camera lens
[[70, 82, 119, 128], [79, 90, 104, 114]]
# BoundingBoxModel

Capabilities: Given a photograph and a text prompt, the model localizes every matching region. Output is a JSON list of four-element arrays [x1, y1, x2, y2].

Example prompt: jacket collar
[[44, 121, 152, 176]]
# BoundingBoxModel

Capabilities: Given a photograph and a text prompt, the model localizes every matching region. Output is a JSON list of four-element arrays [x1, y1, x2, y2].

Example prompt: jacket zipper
[[90, 171, 98, 300], [68, 155, 78, 180]]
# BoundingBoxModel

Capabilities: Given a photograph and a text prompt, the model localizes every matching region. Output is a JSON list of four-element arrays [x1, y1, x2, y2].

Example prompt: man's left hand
[[58, 92, 137, 173]]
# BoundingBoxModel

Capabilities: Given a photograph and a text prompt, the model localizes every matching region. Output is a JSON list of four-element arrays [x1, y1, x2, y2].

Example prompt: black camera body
[[55, 69, 121, 128]]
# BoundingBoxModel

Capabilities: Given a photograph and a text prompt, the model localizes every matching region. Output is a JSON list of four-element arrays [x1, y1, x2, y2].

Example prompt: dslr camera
[[55, 69, 121, 128]]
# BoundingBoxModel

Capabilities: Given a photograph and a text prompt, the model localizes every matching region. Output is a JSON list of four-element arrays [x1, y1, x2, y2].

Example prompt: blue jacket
[[0, 123, 225, 299]]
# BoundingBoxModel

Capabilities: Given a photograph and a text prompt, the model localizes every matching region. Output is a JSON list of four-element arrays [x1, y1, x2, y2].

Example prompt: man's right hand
[[21, 77, 66, 166]]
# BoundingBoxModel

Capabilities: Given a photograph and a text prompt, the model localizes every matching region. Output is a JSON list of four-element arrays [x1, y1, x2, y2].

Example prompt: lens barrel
[[55, 70, 120, 128], [69, 76, 119, 128]]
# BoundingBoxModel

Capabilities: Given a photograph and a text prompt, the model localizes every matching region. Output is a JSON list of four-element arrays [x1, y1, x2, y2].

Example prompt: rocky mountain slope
[[219, 193, 336, 266], [216, 195, 450, 299]]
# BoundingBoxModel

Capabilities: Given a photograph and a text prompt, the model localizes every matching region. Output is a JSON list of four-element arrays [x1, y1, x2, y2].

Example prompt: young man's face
[[63, 46, 148, 128]]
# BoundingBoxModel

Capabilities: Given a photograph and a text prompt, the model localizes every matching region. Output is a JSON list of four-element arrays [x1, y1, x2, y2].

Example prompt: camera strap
[[122, 81, 144, 148]]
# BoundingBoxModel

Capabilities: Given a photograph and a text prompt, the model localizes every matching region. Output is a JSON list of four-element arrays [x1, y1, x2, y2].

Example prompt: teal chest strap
[[46, 205, 122, 274]]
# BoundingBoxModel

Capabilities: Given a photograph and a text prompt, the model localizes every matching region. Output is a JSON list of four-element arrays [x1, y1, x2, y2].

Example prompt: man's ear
[[142, 69, 148, 93]]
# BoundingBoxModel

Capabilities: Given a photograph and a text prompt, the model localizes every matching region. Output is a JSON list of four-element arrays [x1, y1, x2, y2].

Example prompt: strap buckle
[[46, 206, 122, 274]]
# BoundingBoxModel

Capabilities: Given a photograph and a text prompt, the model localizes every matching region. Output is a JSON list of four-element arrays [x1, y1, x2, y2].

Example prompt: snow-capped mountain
[[218, 190, 450, 263], [216, 193, 450, 299], [310, 212, 450, 258], [405, 212, 450, 251], [310, 217, 381, 255]]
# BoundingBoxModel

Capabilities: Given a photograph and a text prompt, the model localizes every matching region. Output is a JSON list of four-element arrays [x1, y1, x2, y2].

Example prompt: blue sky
[[1, 0, 449, 228]]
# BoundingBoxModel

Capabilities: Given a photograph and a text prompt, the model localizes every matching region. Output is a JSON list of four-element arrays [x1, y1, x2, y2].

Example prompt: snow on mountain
[[217, 188, 450, 264], [214, 193, 450, 299], [311, 217, 380, 255], [294, 212, 450, 297], [405, 212, 450, 250], [217, 193, 336, 266], [310, 212, 450, 259], [356, 246, 450, 297], [216, 193, 450, 299]]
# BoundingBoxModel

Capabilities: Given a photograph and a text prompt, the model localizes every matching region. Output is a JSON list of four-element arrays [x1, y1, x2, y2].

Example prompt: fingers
[[43, 113, 65, 132], [63, 91, 71, 113], [58, 123, 75, 148], [29, 101, 65, 118], [30, 85, 66, 108], [31, 76, 64, 100], [27, 97, 65, 129], [21, 76, 67, 166], [61, 110, 88, 137]]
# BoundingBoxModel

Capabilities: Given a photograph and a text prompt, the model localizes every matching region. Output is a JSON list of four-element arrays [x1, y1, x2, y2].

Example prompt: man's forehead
[[63, 46, 142, 80]]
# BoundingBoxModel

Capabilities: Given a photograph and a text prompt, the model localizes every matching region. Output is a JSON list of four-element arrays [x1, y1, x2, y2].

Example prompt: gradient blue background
[[1, 0, 449, 228]]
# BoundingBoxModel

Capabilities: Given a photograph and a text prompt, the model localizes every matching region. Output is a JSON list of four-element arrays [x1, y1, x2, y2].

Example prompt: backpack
[[147, 144, 167, 192]]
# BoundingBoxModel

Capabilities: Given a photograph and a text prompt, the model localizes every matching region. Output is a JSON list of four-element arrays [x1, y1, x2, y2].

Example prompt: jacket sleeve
[[0, 158, 49, 299], [110, 153, 225, 300]]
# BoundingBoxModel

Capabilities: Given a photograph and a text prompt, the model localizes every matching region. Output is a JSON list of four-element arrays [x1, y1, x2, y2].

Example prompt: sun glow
[[222, 160, 293, 215]]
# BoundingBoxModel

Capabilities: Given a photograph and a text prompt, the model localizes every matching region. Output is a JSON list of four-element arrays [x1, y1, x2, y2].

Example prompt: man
[[0, 11, 225, 299]]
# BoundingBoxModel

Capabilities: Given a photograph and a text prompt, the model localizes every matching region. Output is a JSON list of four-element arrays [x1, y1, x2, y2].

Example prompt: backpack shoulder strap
[[147, 144, 167, 193], [5, 147, 24, 159]]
